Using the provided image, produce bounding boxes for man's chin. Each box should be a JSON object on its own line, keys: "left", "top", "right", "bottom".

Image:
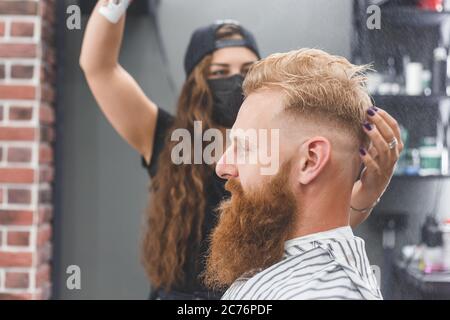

{"left": 204, "top": 164, "right": 298, "bottom": 289}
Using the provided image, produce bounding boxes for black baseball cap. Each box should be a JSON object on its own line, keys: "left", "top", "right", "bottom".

{"left": 183, "top": 20, "right": 261, "bottom": 77}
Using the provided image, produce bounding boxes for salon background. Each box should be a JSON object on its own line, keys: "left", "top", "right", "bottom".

{"left": 0, "top": 0, "right": 449, "bottom": 300}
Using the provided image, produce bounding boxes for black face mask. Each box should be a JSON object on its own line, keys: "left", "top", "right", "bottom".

{"left": 207, "top": 74, "right": 244, "bottom": 127}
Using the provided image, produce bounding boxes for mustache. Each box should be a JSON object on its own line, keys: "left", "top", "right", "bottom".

{"left": 224, "top": 177, "right": 244, "bottom": 195}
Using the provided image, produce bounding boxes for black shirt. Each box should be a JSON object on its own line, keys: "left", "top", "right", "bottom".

{"left": 142, "top": 107, "right": 228, "bottom": 298}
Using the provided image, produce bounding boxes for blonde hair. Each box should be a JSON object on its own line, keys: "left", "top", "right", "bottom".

{"left": 243, "top": 48, "right": 372, "bottom": 147}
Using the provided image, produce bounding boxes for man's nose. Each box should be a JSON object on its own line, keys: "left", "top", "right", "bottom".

{"left": 216, "top": 148, "right": 238, "bottom": 180}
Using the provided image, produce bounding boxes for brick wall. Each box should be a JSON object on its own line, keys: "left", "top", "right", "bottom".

{"left": 0, "top": 0, "right": 56, "bottom": 300}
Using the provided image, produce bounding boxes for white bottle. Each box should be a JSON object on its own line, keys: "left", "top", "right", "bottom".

{"left": 99, "top": 0, "right": 131, "bottom": 24}
{"left": 406, "top": 62, "right": 423, "bottom": 96}
{"left": 442, "top": 220, "right": 450, "bottom": 270}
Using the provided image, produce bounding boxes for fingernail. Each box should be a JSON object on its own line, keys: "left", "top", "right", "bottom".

{"left": 359, "top": 148, "right": 367, "bottom": 156}
{"left": 363, "top": 122, "right": 373, "bottom": 131}
{"left": 371, "top": 106, "right": 378, "bottom": 112}
{"left": 367, "top": 108, "right": 376, "bottom": 117}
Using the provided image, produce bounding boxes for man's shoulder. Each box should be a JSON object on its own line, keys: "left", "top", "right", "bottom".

{"left": 222, "top": 246, "right": 337, "bottom": 300}
{"left": 274, "top": 264, "right": 363, "bottom": 300}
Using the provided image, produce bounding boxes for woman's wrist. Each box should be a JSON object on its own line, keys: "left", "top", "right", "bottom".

{"left": 351, "top": 198, "right": 380, "bottom": 213}
{"left": 350, "top": 181, "right": 383, "bottom": 214}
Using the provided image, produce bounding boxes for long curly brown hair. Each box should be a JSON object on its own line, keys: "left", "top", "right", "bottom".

{"left": 141, "top": 24, "right": 245, "bottom": 292}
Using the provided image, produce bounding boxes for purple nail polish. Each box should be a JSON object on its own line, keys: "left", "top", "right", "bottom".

{"left": 367, "top": 108, "right": 375, "bottom": 117}
{"left": 371, "top": 106, "right": 378, "bottom": 112}
{"left": 359, "top": 148, "right": 366, "bottom": 156}
{"left": 363, "top": 122, "right": 373, "bottom": 131}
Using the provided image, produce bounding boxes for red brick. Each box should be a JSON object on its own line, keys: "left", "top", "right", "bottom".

{"left": 7, "top": 147, "right": 32, "bottom": 163}
{"left": 37, "top": 243, "right": 52, "bottom": 265}
{"left": 7, "top": 189, "right": 32, "bottom": 204}
{"left": 11, "top": 65, "right": 34, "bottom": 79}
{"left": 0, "top": 252, "right": 33, "bottom": 267}
{"left": 39, "top": 166, "right": 54, "bottom": 183}
{"left": 0, "top": 293, "right": 33, "bottom": 300}
{"left": 37, "top": 224, "right": 51, "bottom": 246}
{"left": 0, "top": 168, "right": 34, "bottom": 183}
{"left": 40, "top": 126, "right": 54, "bottom": 142}
{"left": 0, "top": 1, "right": 38, "bottom": 15}
{"left": 40, "top": 64, "right": 56, "bottom": 84}
{"left": 40, "top": 85, "right": 55, "bottom": 103}
{"left": 38, "top": 206, "right": 52, "bottom": 224}
{"left": 0, "top": 44, "right": 37, "bottom": 58}
{"left": 39, "top": 104, "right": 55, "bottom": 124}
{"left": 0, "top": 210, "right": 33, "bottom": 226}
{"left": 9, "top": 106, "right": 33, "bottom": 121}
{"left": 36, "top": 264, "right": 51, "bottom": 288}
{"left": 38, "top": 188, "right": 51, "bottom": 203}
{"left": 5, "top": 271, "right": 30, "bottom": 289}
{"left": 7, "top": 230, "right": 30, "bottom": 246}
{"left": 41, "top": 23, "right": 55, "bottom": 46}
{"left": 39, "top": 144, "right": 53, "bottom": 163}
{"left": 0, "top": 22, "right": 5, "bottom": 37}
{"left": 0, "top": 127, "right": 35, "bottom": 141}
{"left": 41, "top": 1, "right": 55, "bottom": 24}
{"left": 0, "top": 85, "right": 36, "bottom": 100}
{"left": 0, "top": 189, "right": 2, "bottom": 203}
{"left": 11, "top": 22, "right": 35, "bottom": 38}
{"left": 42, "top": 45, "right": 56, "bottom": 66}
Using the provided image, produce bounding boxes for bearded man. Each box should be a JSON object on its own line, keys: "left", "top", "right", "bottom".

{"left": 204, "top": 48, "right": 399, "bottom": 300}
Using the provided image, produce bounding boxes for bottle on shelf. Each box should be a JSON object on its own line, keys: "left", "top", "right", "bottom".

{"left": 442, "top": 219, "right": 450, "bottom": 271}
{"left": 376, "top": 57, "right": 401, "bottom": 95}
{"left": 406, "top": 62, "right": 424, "bottom": 96}
{"left": 437, "top": 100, "right": 450, "bottom": 175}
{"left": 432, "top": 46, "right": 448, "bottom": 95}
{"left": 419, "top": 0, "right": 444, "bottom": 12}
{"left": 420, "top": 215, "right": 444, "bottom": 274}
{"left": 419, "top": 137, "right": 443, "bottom": 176}
{"left": 444, "top": 0, "right": 450, "bottom": 11}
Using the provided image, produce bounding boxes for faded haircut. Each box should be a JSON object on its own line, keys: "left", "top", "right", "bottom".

{"left": 242, "top": 48, "right": 372, "bottom": 148}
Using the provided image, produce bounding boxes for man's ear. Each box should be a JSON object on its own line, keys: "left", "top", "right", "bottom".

{"left": 297, "top": 137, "right": 331, "bottom": 185}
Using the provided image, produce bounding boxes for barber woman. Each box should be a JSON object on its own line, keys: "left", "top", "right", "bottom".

{"left": 79, "top": 0, "right": 403, "bottom": 300}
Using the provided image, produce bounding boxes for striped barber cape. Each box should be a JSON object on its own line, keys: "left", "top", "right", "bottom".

{"left": 221, "top": 226, "right": 383, "bottom": 300}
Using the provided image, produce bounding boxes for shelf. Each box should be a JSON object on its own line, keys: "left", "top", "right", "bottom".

{"left": 372, "top": 94, "right": 450, "bottom": 107}
{"left": 393, "top": 174, "right": 450, "bottom": 180}
{"left": 383, "top": 6, "right": 450, "bottom": 27}
{"left": 394, "top": 260, "right": 450, "bottom": 299}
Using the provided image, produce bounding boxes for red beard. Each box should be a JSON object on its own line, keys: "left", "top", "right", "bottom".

{"left": 203, "top": 162, "right": 298, "bottom": 290}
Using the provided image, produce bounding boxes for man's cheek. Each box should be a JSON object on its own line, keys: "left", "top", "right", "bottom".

{"left": 239, "top": 165, "right": 264, "bottom": 191}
